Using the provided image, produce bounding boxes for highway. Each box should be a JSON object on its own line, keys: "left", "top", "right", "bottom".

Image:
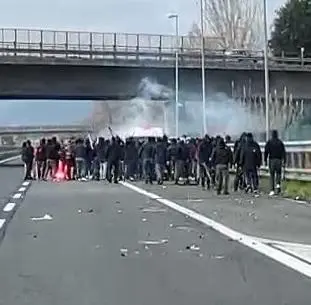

{"left": 0, "top": 156, "right": 23, "bottom": 214}
{"left": 0, "top": 168, "right": 311, "bottom": 304}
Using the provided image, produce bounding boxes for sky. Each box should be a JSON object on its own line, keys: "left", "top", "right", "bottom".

{"left": 0, "top": 0, "right": 286, "bottom": 125}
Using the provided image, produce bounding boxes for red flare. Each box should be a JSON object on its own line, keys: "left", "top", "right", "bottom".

{"left": 53, "top": 160, "right": 66, "bottom": 182}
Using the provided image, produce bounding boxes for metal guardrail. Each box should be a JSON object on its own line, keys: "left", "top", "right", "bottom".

{"left": 0, "top": 28, "right": 310, "bottom": 70}
{"left": 228, "top": 141, "right": 311, "bottom": 181}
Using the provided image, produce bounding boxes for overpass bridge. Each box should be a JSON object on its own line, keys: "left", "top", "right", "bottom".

{"left": 0, "top": 124, "right": 92, "bottom": 135}
{"left": 0, "top": 28, "right": 310, "bottom": 100}
{"left": 0, "top": 124, "right": 92, "bottom": 146}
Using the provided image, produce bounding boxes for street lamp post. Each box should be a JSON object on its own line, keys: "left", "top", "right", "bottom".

{"left": 263, "top": 0, "right": 270, "bottom": 141}
{"left": 200, "top": 0, "right": 207, "bottom": 135}
{"left": 168, "top": 13, "right": 180, "bottom": 138}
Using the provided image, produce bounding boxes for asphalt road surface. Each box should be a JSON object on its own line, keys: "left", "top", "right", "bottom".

{"left": 0, "top": 179, "right": 311, "bottom": 305}
{"left": 0, "top": 157, "right": 23, "bottom": 213}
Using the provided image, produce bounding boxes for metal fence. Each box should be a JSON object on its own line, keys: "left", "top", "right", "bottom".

{"left": 0, "top": 28, "right": 310, "bottom": 68}
{"left": 227, "top": 141, "right": 311, "bottom": 181}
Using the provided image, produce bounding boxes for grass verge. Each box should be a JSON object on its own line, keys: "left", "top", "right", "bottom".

{"left": 259, "top": 176, "right": 311, "bottom": 201}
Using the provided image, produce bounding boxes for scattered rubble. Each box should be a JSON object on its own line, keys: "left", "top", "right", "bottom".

{"left": 138, "top": 239, "right": 168, "bottom": 245}
{"left": 31, "top": 214, "right": 53, "bottom": 221}
{"left": 120, "top": 248, "right": 128, "bottom": 257}
{"left": 186, "top": 244, "right": 200, "bottom": 251}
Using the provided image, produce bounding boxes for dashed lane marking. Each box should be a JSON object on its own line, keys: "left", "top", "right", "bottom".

{"left": 3, "top": 202, "right": 16, "bottom": 212}
{"left": 12, "top": 193, "right": 22, "bottom": 199}
{"left": 120, "top": 181, "right": 311, "bottom": 279}
{"left": 22, "top": 181, "right": 30, "bottom": 187}
{"left": 18, "top": 187, "right": 26, "bottom": 192}
{"left": 0, "top": 219, "right": 5, "bottom": 229}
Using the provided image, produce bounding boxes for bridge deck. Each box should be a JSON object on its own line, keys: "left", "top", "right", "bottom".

{"left": 0, "top": 28, "right": 309, "bottom": 71}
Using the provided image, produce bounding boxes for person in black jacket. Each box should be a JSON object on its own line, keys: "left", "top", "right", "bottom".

{"left": 210, "top": 137, "right": 233, "bottom": 195}
{"left": 198, "top": 135, "right": 213, "bottom": 189}
{"left": 155, "top": 137, "right": 167, "bottom": 184}
{"left": 21, "top": 141, "right": 33, "bottom": 180}
{"left": 233, "top": 133, "right": 247, "bottom": 191}
{"left": 174, "top": 139, "right": 188, "bottom": 184}
{"left": 35, "top": 138, "right": 47, "bottom": 180}
{"left": 106, "top": 136, "right": 122, "bottom": 183}
{"left": 240, "top": 133, "right": 262, "bottom": 193}
{"left": 74, "top": 138, "right": 86, "bottom": 181}
{"left": 264, "top": 129, "right": 286, "bottom": 195}
{"left": 124, "top": 137, "right": 138, "bottom": 181}
{"left": 96, "top": 137, "right": 107, "bottom": 180}
{"left": 140, "top": 137, "right": 156, "bottom": 184}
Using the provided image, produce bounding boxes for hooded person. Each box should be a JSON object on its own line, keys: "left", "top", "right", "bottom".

{"left": 210, "top": 137, "right": 233, "bottom": 195}
{"left": 264, "top": 129, "right": 286, "bottom": 195}
{"left": 233, "top": 132, "right": 247, "bottom": 191}
{"left": 240, "top": 133, "right": 262, "bottom": 193}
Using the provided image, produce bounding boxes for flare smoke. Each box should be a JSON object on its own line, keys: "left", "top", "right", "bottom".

{"left": 94, "top": 77, "right": 285, "bottom": 139}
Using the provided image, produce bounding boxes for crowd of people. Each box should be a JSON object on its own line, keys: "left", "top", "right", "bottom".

{"left": 21, "top": 130, "right": 286, "bottom": 196}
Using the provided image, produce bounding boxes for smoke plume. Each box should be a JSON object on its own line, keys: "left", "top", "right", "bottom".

{"left": 95, "top": 77, "right": 264, "bottom": 139}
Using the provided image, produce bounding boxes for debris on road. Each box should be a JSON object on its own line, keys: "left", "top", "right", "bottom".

{"left": 212, "top": 255, "right": 225, "bottom": 260}
{"left": 173, "top": 225, "right": 198, "bottom": 233}
{"left": 141, "top": 207, "right": 167, "bottom": 213}
{"left": 31, "top": 214, "right": 53, "bottom": 221}
{"left": 186, "top": 244, "right": 200, "bottom": 251}
{"left": 87, "top": 209, "right": 94, "bottom": 214}
{"left": 138, "top": 239, "right": 168, "bottom": 245}
{"left": 120, "top": 248, "right": 128, "bottom": 257}
{"left": 187, "top": 199, "right": 203, "bottom": 203}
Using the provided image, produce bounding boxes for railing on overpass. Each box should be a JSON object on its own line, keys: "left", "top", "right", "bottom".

{"left": 0, "top": 124, "right": 92, "bottom": 135}
{"left": 0, "top": 28, "right": 310, "bottom": 70}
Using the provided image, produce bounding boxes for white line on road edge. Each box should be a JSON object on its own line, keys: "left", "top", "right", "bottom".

{"left": 12, "top": 193, "right": 22, "bottom": 199}
{"left": 120, "top": 181, "right": 311, "bottom": 279}
{"left": 251, "top": 237, "right": 311, "bottom": 249}
{"left": 22, "top": 181, "right": 30, "bottom": 187}
{"left": 18, "top": 187, "right": 26, "bottom": 192}
{"left": 0, "top": 155, "right": 20, "bottom": 165}
{"left": 0, "top": 219, "right": 5, "bottom": 229}
{"left": 3, "top": 202, "right": 16, "bottom": 212}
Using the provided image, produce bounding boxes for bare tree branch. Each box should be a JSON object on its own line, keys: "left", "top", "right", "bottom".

{"left": 188, "top": 0, "right": 263, "bottom": 50}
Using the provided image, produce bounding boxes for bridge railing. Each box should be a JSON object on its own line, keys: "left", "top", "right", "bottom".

{"left": 0, "top": 28, "right": 310, "bottom": 68}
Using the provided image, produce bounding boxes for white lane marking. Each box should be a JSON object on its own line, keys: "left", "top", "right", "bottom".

{"left": 3, "top": 202, "right": 16, "bottom": 212}
{"left": 22, "top": 181, "right": 30, "bottom": 186}
{"left": 0, "top": 155, "right": 20, "bottom": 164}
{"left": 273, "top": 244, "right": 311, "bottom": 264}
{"left": 120, "top": 181, "right": 311, "bottom": 278}
{"left": 0, "top": 219, "right": 5, "bottom": 229}
{"left": 18, "top": 187, "right": 26, "bottom": 192}
{"left": 251, "top": 236, "right": 311, "bottom": 264}
{"left": 12, "top": 193, "right": 22, "bottom": 199}
{"left": 252, "top": 236, "right": 311, "bottom": 249}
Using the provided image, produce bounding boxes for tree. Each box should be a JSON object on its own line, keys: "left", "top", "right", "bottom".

{"left": 188, "top": 0, "right": 263, "bottom": 50}
{"left": 270, "top": 0, "right": 311, "bottom": 56}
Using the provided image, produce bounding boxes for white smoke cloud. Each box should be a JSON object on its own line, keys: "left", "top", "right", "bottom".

{"left": 96, "top": 77, "right": 263, "bottom": 139}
